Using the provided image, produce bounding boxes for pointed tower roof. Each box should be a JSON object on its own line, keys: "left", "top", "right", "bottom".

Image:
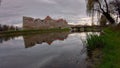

{"left": 44, "top": 16, "right": 52, "bottom": 20}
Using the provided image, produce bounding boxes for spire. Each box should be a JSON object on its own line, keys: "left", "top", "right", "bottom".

{"left": 44, "top": 16, "right": 52, "bottom": 20}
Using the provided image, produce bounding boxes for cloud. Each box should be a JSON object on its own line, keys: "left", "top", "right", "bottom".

{"left": 0, "top": 0, "right": 90, "bottom": 26}
{"left": 36, "top": 0, "right": 57, "bottom": 4}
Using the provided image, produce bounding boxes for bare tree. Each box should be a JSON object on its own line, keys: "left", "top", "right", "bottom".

{"left": 86, "top": 0, "right": 116, "bottom": 25}
{"left": 109, "top": 0, "right": 120, "bottom": 22}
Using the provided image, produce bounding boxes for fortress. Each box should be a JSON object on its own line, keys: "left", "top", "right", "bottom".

{"left": 23, "top": 16, "right": 69, "bottom": 30}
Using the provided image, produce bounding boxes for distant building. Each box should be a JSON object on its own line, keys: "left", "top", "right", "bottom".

{"left": 23, "top": 16, "right": 69, "bottom": 30}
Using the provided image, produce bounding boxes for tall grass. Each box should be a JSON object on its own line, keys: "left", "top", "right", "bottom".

{"left": 86, "top": 34, "right": 105, "bottom": 51}
{"left": 86, "top": 34, "right": 105, "bottom": 62}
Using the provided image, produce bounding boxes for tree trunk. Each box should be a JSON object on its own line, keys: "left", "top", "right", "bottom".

{"left": 103, "top": 12, "right": 115, "bottom": 24}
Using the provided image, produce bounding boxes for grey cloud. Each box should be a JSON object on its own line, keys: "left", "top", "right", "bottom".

{"left": 0, "top": 0, "right": 88, "bottom": 26}
{"left": 35, "top": 0, "right": 57, "bottom": 4}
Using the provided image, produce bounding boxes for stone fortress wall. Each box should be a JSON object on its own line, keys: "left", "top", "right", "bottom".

{"left": 23, "top": 16, "right": 69, "bottom": 30}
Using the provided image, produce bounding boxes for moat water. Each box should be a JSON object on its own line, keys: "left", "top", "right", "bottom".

{"left": 0, "top": 32, "right": 99, "bottom": 68}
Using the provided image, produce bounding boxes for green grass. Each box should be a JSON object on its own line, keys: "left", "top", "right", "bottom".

{"left": 0, "top": 28, "right": 70, "bottom": 36}
{"left": 99, "top": 28, "right": 120, "bottom": 68}
{"left": 87, "top": 27, "right": 120, "bottom": 68}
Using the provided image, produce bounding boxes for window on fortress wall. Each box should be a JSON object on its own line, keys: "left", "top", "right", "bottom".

{"left": 41, "top": 20, "right": 44, "bottom": 22}
{"left": 59, "top": 27, "right": 61, "bottom": 29}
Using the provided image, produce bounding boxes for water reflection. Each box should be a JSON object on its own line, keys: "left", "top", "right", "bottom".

{"left": 23, "top": 32, "right": 70, "bottom": 48}
{"left": 0, "top": 35, "right": 19, "bottom": 43}
{"left": 0, "top": 31, "right": 101, "bottom": 68}
{"left": 0, "top": 31, "right": 100, "bottom": 47}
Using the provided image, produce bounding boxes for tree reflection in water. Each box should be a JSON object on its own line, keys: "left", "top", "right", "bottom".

{"left": 0, "top": 35, "right": 19, "bottom": 43}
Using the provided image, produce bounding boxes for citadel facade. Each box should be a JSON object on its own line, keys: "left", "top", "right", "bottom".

{"left": 23, "top": 16, "right": 69, "bottom": 30}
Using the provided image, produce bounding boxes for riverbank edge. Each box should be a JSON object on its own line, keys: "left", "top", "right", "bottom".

{"left": 87, "top": 27, "right": 120, "bottom": 68}
{"left": 0, "top": 28, "right": 70, "bottom": 36}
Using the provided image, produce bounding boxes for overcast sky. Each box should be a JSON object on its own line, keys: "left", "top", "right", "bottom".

{"left": 0, "top": 0, "right": 93, "bottom": 26}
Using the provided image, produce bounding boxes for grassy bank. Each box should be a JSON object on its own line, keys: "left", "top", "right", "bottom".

{"left": 0, "top": 28, "right": 70, "bottom": 36}
{"left": 100, "top": 28, "right": 120, "bottom": 68}
{"left": 87, "top": 28, "right": 120, "bottom": 68}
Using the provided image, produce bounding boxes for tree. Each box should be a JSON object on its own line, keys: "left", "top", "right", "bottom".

{"left": 100, "top": 15, "right": 107, "bottom": 26}
{"left": 3, "top": 25, "right": 9, "bottom": 31}
{"left": 9, "top": 26, "right": 15, "bottom": 30}
{"left": 0, "top": 24, "right": 2, "bottom": 31}
{"left": 86, "top": 0, "right": 115, "bottom": 25}
{"left": 109, "top": 0, "right": 120, "bottom": 22}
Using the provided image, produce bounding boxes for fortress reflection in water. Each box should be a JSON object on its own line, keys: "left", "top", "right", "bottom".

{"left": 23, "top": 32, "right": 70, "bottom": 48}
